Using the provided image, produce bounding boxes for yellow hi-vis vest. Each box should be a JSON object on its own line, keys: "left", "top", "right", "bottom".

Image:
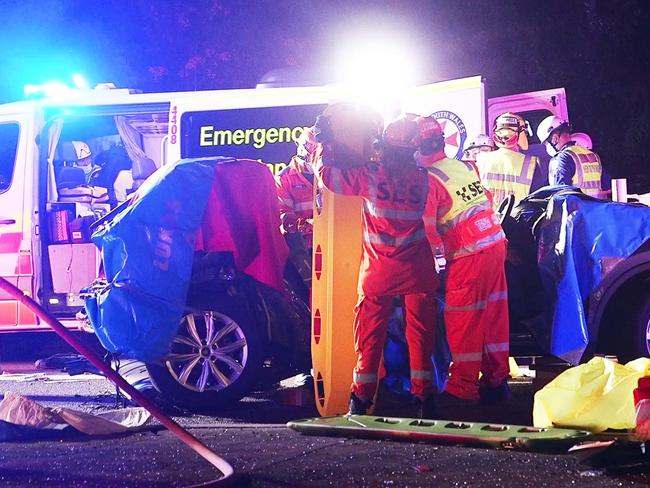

{"left": 564, "top": 145, "right": 604, "bottom": 198}
{"left": 425, "top": 157, "right": 505, "bottom": 258}
{"left": 476, "top": 147, "right": 538, "bottom": 210}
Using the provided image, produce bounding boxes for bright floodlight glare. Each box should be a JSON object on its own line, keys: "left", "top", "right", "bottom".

{"left": 332, "top": 37, "right": 420, "bottom": 121}
{"left": 72, "top": 73, "right": 89, "bottom": 89}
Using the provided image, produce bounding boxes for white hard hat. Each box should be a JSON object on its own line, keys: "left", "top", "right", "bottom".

{"left": 465, "top": 134, "right": 493, "bottom": 150}
{"left": 571, "top": 132, "right": 593, "bottom": 150}
{"left": 71, "top": 141, "right": 92, "bottom": 160}
{"left": 536, "top": 116, "right": 569, "bottom": 144}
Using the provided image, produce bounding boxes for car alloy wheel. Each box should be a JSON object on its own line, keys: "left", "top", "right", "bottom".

{"left": 165, "top": 310, "right": 248, "bottom": 393}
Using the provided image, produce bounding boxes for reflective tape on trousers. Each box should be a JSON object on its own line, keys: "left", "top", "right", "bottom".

{"left": 445, "top": 291, "right": 508, "bottom": 312}
{"left": 353, "top": 372, "right": 378, "bottom": 384}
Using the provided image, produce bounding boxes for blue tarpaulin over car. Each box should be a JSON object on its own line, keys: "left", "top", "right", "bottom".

{"left": 85, "top": 158, "right": 219, "bottom": 363}
{"left": 537, "top": 193, "right": 650, "bottom": 364}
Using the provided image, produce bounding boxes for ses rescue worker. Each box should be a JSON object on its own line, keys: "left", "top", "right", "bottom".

{"left": 536, "top": 116, "right": 610, "bottom": 198}
{"left": 276, "top": 127, "right": 317, "bottom": 249}
{"left": 476, "top": 113, "right": 545, "bottom": 210}
{"left": 315, "top": 110, "right": 440, "bottom": 419}
{"left": 275, "top": 128, "right": 318, "bottom": 286}
{"left": 416, "top": 115, "right": 511, "bottom": 412}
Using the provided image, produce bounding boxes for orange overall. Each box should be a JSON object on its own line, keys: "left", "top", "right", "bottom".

{"left": 319, "top": 161, "right": 438, "bottom": 402}
{"left": 422, "top": 154, "right": 510, "bottom": 401}
{"left": 276, "top": 157, "right": 314, "bottom": 249}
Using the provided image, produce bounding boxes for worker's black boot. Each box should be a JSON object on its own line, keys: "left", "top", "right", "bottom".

{"left": 417, "top": 395, "right": 439, "bottom": 420}
{"left": 348, "top": 393, "right": 372, "bottom": 415}
{"left": 479, "top": 380, "right": 512, "bottom": 405}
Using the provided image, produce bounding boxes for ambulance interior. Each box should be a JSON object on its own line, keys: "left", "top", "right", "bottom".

{"left": 43, "top": 109, "right": 169, "bottom": 316}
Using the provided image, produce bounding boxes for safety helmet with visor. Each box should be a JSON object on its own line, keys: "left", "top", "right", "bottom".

{"left": 536, "top": 115, "right": 570, "bottom": 157}
{"left": 463, "top": 133, "right": 493, "bottom": 161}
{"left": 492, "top": 112, "right": 529, "bottom": 150}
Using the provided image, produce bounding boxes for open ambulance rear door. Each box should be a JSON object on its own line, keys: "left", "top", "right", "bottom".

{"left": 0, "top": 103, "right": 41, "bottom": 330}
{"left": 488, "top": 88, "right": 569, "bottom": 176}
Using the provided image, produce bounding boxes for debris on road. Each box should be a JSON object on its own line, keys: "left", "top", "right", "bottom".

{"left": 0, "top": 391, "right": 150, "bottom": 440}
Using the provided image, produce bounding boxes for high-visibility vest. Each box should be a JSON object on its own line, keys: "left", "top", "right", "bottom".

{"left": 563, "top": 145, "right": 603, "bottom": 198}
{"left": 476, "top": 148, "right": 538, "bottom": 209}
{"left": 425, "top": 157, "right": 505, "bottom": 258}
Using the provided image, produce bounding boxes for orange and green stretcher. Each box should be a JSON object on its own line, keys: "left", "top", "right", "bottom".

{"left": 288, "top": 415, "right": 593, "bottom": 451}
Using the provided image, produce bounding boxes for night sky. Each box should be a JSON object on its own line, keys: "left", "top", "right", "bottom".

{"left": 2, "top": 0, "right": 649, "bottom": 188}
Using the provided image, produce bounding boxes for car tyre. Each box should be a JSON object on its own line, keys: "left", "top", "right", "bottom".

{"left": 146, "top": 284, "right": 265, "bottom": 411}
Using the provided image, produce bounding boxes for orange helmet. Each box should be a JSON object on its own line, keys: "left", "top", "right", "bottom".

{"left": 414, "top": 115, "right": 444, "bottom": 155}
{"left": 415, "top": 115, "right": 443, "bottom": 142}
{"left": 382, "top": 115, "right": 421, "bottom": 149}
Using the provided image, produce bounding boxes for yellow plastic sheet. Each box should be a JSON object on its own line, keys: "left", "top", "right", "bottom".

{"left": 533, "top": 357, "right": 650, "bottom": 432}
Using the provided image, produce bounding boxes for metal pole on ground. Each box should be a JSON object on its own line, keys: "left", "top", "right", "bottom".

{"left": 0, "top": 276, "right": 234, "bottom": 487}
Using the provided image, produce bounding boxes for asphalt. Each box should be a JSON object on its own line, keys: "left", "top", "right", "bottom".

{"left": 1, "top": 334, "right": 650, "bottom": 487}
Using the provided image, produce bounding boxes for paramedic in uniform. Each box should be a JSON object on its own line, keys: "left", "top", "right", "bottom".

{"left": 276, "top": 127, "right": 318, "bottom": 285}
{"left": 416, "top": 115, "right": 511, "bottom": 409}
{"left": 316, "top": 113, "right": 439, "bottom": 418}
{"left": 536, "top": 116, "right": 609, "bottom": 198}
{"left": 71, "top": 141, "right": 101, "bottom": 185}
{"left": 476, "top": 113, "right": 545, "bottom": 210}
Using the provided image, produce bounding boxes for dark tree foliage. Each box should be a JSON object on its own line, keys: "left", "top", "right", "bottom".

{"left": 0, "top": 0, "right": 648, "bottom": 187}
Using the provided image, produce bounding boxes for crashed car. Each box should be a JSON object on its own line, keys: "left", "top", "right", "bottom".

{"left": 501, "top": 186, "right": 650, "bottom": 364}
{"left": 87, "top": 156, "right": 310, "bottom": 410}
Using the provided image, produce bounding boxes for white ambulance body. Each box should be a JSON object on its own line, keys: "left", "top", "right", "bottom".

{"left": 0, "top": 77, "right": 568, "bottom": 333}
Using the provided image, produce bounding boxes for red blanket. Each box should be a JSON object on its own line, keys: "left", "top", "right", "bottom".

{"left": 197, "top": 159, "right": 289, "bottom": 292}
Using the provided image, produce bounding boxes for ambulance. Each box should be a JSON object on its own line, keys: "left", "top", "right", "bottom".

{"left": 1, "top": 77, "right": 648, "bottom": 410}
{"left": 0, "top": 76, "right": 492, "bottom": 335}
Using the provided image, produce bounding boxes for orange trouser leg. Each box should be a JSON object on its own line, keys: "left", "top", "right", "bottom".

{"left": 403, "top": 292, "right": 437, "bottom": 399}
{"left": 444, "top": 241, "right": 510, "bottom": 400}
{"left": 479, "top": 243, "right": 510, "bottom": 388}
{"left": 351, "top": 295, "right": 392, "bottom": 401}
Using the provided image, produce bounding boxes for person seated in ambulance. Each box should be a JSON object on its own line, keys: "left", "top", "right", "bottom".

{"left": 56, "top": 140, "right": 109, "bottom": 206}
{"left": 71, "top": 141, "right": 101, "bottom": 185}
